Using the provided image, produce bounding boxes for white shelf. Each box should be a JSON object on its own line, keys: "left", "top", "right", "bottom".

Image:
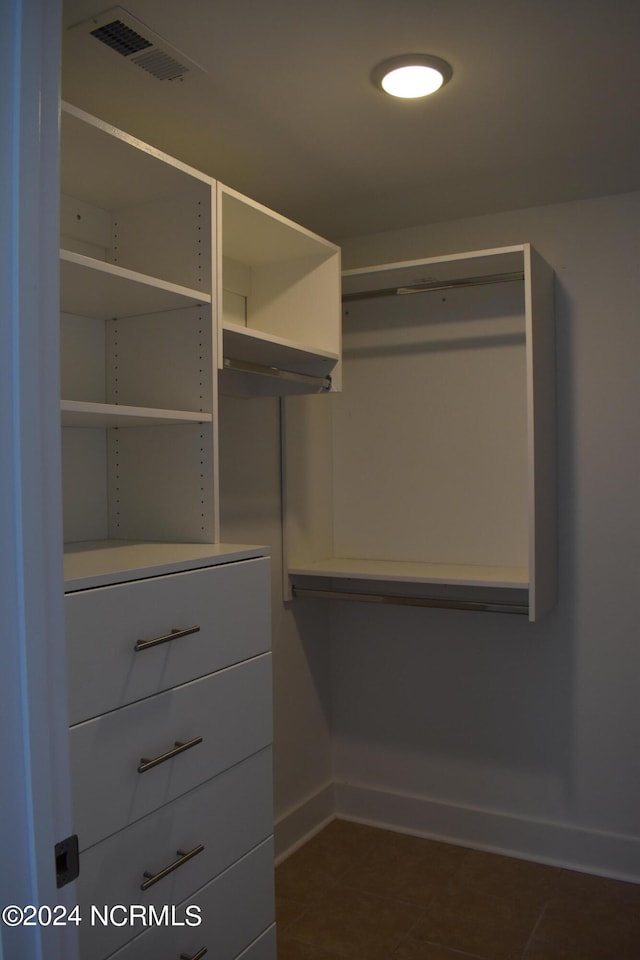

{"left": 60, "top": 250, "right": 210, "bottom": 319}
{"left": 341, "top": 246, "right": 527, "bottom": 297}
{"left": 288, "top": 557, "right": 529, "bottom": 589}
{"left": 63, "top": 540, "right": 269, "bottom": 591}
{"left": 61, "top": 399, "right": 212, "bottom": 428}
{"left": 223, "top": 322, "right": 339, "bottom": 369}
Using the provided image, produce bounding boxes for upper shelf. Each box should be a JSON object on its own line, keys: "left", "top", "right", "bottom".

{"left": 223, "top": 322, "right": 339, "bottom": 369}
{"left": 60, "top": 250, "right": 210, "bottom": 319}
{"left": 342, "top": 246, "right": 527, "bottom": 299}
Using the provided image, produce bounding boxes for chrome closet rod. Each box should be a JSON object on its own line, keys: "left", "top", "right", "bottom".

{"left": 223, "top": 356, "right": 332, "bottom": 390}
{"left": 292, "top": 585, "right": 529, "bottom": 615}
{"left": 342, "top": 270, "right": 524, "bottom": 303}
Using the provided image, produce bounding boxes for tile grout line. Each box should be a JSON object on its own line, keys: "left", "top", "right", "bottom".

{"left": 519, "top": 899, "right": 550, "bottom": 959}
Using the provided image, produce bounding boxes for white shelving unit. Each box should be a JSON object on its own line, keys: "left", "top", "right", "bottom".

{"left": 284, "top": 244, "right": 556, "bottom": 621}
{"left": 60, "top": 102, "right": 218, "bottom": 557}
{"left": 217, "top": 183, "right": 342, "bottom": 396}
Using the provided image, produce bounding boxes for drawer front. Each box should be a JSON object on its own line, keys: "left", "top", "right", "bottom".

{"left": 236, "top": 925, "right": 277, "bottom": 960}
{"left": 70, "top": 653, "right": 272, "bottom": 848}
{"left": 105, "top": 839, "right": 275, "bottom": 960}
{"left": 78, "top": 748, "right": 273, "bottom": 960}
{"left": 65, "top": 557, "right": 270, "bottom": 724}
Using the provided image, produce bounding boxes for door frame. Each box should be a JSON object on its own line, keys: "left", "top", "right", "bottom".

{"left": 0, "top": 2, "right": 78, "bottom": 957}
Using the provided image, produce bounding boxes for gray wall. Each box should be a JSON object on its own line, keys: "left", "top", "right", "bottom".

{"left": 333, "top": 191, "right": 640, "bottom": 877}
{"left": 218, "top": 394, "right": 333, "bottom": 842}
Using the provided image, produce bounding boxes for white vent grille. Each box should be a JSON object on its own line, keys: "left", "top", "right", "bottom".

{"left": 131, "top": 49, "right": 188, "bottom": 82}
{"left": 70, "top": 6, "right": 205, "bottom": 82}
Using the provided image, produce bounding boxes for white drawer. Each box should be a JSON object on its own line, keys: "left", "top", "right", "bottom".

{"left": 236, "top": 925, "right": 277, "bottom": 960}
{"left": 78, "top": 748, "right": 273, "bottom": 960}
{"left": 104, "top": 839, "right": 275, "bottom": 960}
{"left": 70, "top": 654, "right": 272, "bottom": 849}
{"left": 65, "top": 557, "right": 270, "bottom": 724}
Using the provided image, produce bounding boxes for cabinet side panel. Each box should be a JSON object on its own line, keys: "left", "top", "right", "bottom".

{"left": 105, "top": 306, "right": 214, "bottom": 413}
{"left": 282, "top": 395, "right": 335, "bottom": 584}
{"left": 250, "top": 252, "right": 341, "bottom": 356}
{"left": 526, "top": 247, "right": 557, "bottom": 620}
{"left": 111, "top": 187, "right": 212, "bottom": 292}
{"left": 107, "top": 424, "right": 215, "bottom": 542}
{"left": 61, "top": 427, "right": 109, "bottom": 542}
{"left": 60, "top": 312, "right": 105, "bottom": 402}
{"left": 60, "top": 193, "right": 111, "bottom": 259}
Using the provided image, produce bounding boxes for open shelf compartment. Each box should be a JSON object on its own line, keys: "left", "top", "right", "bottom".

{"left": 284, "top": 244, "right": 556, "bottom": 621}
{"left": 218, "top": 183, "right": 341, "bottom": 395}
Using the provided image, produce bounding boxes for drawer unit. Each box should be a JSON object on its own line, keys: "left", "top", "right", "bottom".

{"left": 78, "top": 748, "right": 273, "bottom": 959}
{"left": 105, "top": 839, "right": 275, "bottom": 960}
{"left": 70, "top": 654, "right": 273, "bottom": 849}
{"left": 65, "top": 557, "right": 270, "bottom": 724}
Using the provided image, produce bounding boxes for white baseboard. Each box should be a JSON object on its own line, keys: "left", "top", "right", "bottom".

{"left": 274, "top": 782, "right": 336, "bottom": 864}
{"left": 334, "top": 781, "right": 640, "bottom": 884}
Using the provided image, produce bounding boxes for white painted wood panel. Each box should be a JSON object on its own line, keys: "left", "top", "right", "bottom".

{"left": 60, "top": 251, "right": 209, "bottom": 319}
{"left": 60, "top": 193, "right": 111, "bottom": 260}
{"left": 61, "top": 428, "right": 109, "bottom": 542}
{"left": 106, "top": 840, "right": 275, "bottom": 960}
{"left": 69, "top": 653, "right": 273, "bottom": 849}
{"left": 113, "top": 189, "right": 212, "bottom": 292}
{"left": 341, "top": 246, "right": 526, "bottom": 296}
{"left": 105, "top": 423, "right": 215, "bottom": 542}
{"left": 60, "top": 313, "right": 105, "bottom": 402}
{"left": 525, "top": 245, "right": 557, "bottom": 620}
{"left": 77, "top": 749, "right": 273, "bottom": 959}
{"left": 60, "top": 400, "right": 211, "bottom": 427}
{"left": 288, "top": 557, "right": 528, "bottom": 587}
{"left": 333, "top": 280, "right": 528, "bottom": 568}
{"left": 65, "top": 557, "right": 270, "bottom": 723}
{"left": 223, "top": 323, "right": 339, "bottom": 367}
{"left": 105, "top": 307, "right": 214, "bottom": 413}
{"left": 63, "top": 541, "right": 268, "bottom": 591}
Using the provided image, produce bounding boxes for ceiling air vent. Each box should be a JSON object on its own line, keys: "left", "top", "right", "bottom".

{"left": 69, "top": 6, "right": 205, "bottom": 82}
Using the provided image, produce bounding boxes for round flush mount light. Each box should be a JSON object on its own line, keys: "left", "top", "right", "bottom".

{"left": 372, "top": 54, "right": 452, "bottom": 99}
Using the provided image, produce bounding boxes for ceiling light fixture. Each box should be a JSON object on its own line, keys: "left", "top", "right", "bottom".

{"left": 372, "top": 54, "right": 452, "bottom": 99}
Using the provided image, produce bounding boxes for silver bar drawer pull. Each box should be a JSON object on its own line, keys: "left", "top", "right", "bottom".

{"left": 138, "top": 736, "right": 203, "bottom": 774}
{"left": 180, "top": 950, "right": 207, "bottom": 960}
{"left": 134, "top": 625, "right": 200, "bottom": 652}
{"left": 141, "top": 844, "right": 205, "bottom": 891}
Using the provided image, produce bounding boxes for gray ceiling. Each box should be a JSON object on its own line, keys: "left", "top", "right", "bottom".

{"left": 62, "top": 0, "right": 640, "bottom": 242}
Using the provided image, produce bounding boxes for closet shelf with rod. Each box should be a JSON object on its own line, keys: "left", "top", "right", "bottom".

{"left": 217, "top": 182, "right": 341, "bottom": 397}
{"left": 283, "top": 244, "right": 556, "bottom": 621}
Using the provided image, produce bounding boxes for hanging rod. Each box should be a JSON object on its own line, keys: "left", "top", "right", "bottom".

{"left": 342, "top": 270, "right": 525, "bottom": 303}
{"left": 292, "top": 585, "right": 529, "bottom": 616}
{"left": 223, "top": 357, "right": 332, "bottom": 390}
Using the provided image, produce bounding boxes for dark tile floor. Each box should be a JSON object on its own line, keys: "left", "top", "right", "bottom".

{"left": 275, "top": 819, "right": 640, "bottom": 960}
